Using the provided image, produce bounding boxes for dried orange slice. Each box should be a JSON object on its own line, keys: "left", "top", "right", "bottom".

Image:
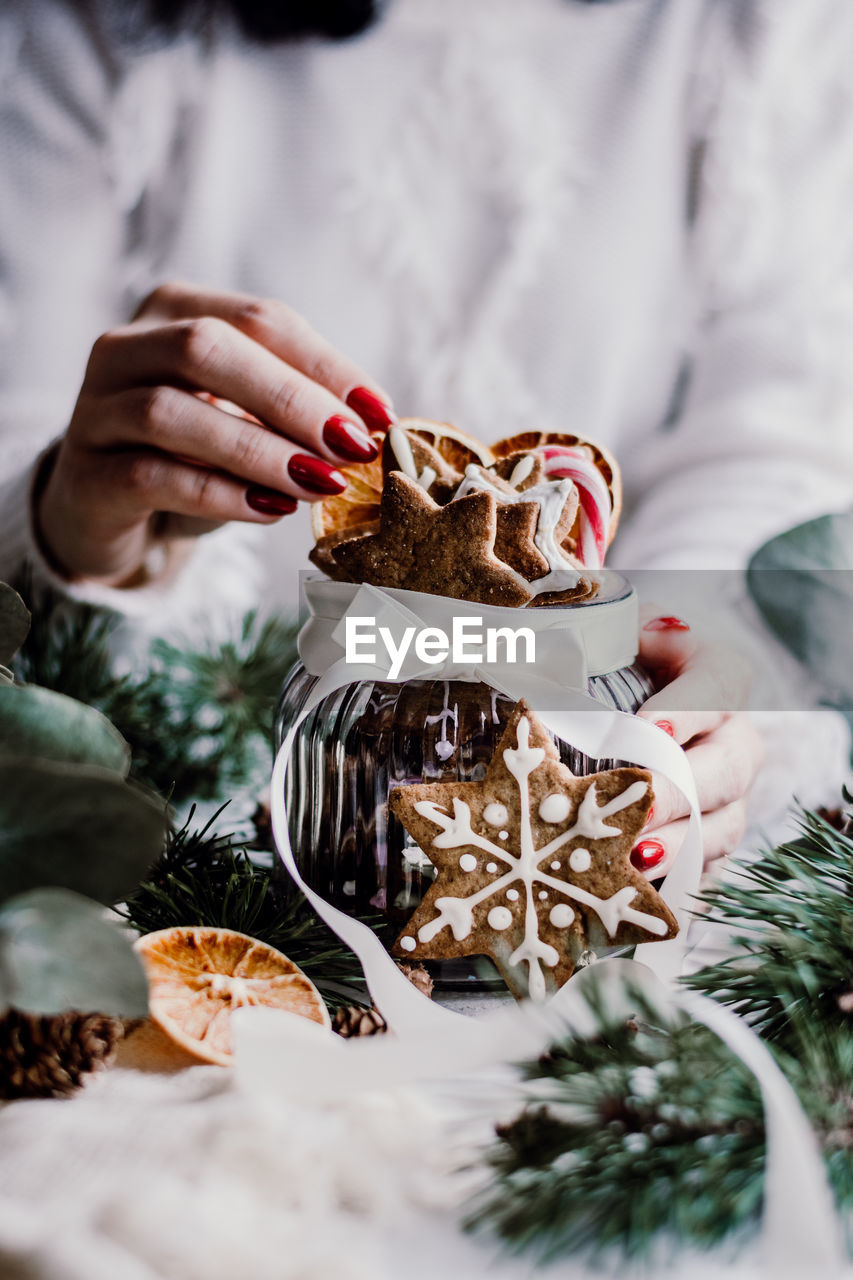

{"left": 134, "top": 926, "right": 330, "bottom": 1066}
{"left": 310, "top": 417, "right": 492, "bottom": 541}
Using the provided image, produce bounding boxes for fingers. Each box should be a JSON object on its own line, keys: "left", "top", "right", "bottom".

{"left": 640, "top": 642, "right": 752, "bottom": 721}
{"left": 637, "top": 705, "right": 729, "bottom": 747}
{"left": 644, "top": 714, "right": 765, "bottom": 829}
{"left": 84, "top": 320, "right": 380, "bottom": 469}
{"left": 95, "top": 448, "right": 298, "bottom": 527}
{"left": 633, "top": 714, "right": 764, "bottom": 880}
{"left": 135, "top": 281, "right": 395, "bottom": 430}
{"left": 638, "top": 606, "right": 753, "bottom": 719}
{"left": 78, "top": 386, "right": 351, "bottom": 501}
{"left": 637, "top": 609, "right": 698, "bottom": 681}
{"left": 633, "top": 799, "right": 748, "bottom": 881}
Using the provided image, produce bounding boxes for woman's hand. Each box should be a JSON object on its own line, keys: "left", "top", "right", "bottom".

{"left": 36, "top": 282, "right": 395, "bottom": 586}
{"left": 631, "top": 612, "right": 765, "bottom": 879}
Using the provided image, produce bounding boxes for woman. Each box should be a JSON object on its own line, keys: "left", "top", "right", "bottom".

{"left": 0, "top": 0, "right": 851, "bottom": 868}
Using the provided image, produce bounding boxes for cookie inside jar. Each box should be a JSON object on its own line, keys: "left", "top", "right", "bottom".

{"left": 276, "top": 421, "right": 660, "bottom": 994}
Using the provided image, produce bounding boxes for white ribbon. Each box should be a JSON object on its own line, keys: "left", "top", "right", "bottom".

{"left": 272, "top": 578, "right": 702, "bottom": 1025}
{"left": 259, "top": 578, "right": 846, "bottom": 1275}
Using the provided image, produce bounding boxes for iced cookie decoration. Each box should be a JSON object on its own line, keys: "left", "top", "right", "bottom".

{"left": 309, "top": 420, "right": 620, "bottom": 606}
{"left": 332, "top": 471, "right": 533, "bottom": 607}
{"left": 390, "top": 701, "right": 677, "bottom": 1001}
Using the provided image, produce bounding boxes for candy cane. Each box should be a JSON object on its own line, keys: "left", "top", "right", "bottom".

{"left": 541, "top": 446, "right": 611, "bottom": 569}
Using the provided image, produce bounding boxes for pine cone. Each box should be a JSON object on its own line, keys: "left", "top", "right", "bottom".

{"left": 0, "top": 1009, "right": 123, "bottom": 1099}
{"left": 332, "top": 1003, "right": 388, "bottom": 1038}
{"left": 332, "top": 962, "right": 435, "bottom": 1037}
{"left": 396, "top": 961, "right": 434, "bottom": 999}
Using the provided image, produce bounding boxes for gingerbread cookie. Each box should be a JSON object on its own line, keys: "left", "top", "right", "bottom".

{"left": 455, "top": 463, "right": 580, "bottom": 581}
{"left": 490, "top": 451, "right": 547, "bottom": 492}
{"left": 309, "top": 521, "right": 380, "bottom": 581}
{"left": 331, "top": 471, "right": 533, "bottom": 607}
{"left": 527, "top": 579, "right": 599, "bottom": 607}
{"left": 381, "top": 427, "right": 464, "bottom": 504}
{"left": 493, "top": 501, "right": 550, "bottom": 580}
{"left": 391, "top": 700, "right": 677, "bottom": 1000}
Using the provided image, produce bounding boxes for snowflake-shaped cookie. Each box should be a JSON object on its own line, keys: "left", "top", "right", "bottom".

{"left": 391, "top": 700, "right": 678, "bottom": 1000}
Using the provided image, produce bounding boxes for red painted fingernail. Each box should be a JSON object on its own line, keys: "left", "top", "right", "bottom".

{"left": 322, "top": 414, "right": 379, "bottom": 462}
{"left": 245, "top": 486, "right": 298, "bottom": 516}
{"left": 345, "top": 386, "right": 396, "bottom": 433}
{"left": 288, "top": 453, "right": 347, "bottom": 495}
{"left": 631, "top": 839, "right": 666, "bottom": 872}
{"left": 643, "top": 616, "right": 690, "bottom": 632}
{"left": 655, "top": 720, "right": 675, "bottom": 737}
{"left": 644, "top": 803, "right": 655, "bottom": 828}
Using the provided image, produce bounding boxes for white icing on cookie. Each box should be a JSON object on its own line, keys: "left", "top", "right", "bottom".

{"left": 549, "top": 903, "right": 575, "bottom": 929}
{"left": 454, "top": 466, "right": 581, "bottom": 592}
{"left": 459, "top": 854, "right": 478, "bottom": 872}
{"left": 388, "top": 426, "right": 437, "bottom": 491}
{"left": 539, "top": 792, "right": 572, "bottom": 824}
{"left": 400, "top": 936, "right": 416, "bottom": 952}
{"left": 483, "top": 802, "right": 509, "bottom": 827}
{"left": 487, "top": 906, "right": 513, "bottom": 931}
{"left": 409, "top": 717, "right": 663, "bottom": 999}
{"left": 508, "top": 454, "right": 535, "bottom": 487}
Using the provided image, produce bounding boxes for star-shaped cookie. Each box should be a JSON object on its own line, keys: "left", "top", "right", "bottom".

{"left": 331, "top": 471, "right": 533, "bottom": 606}
{"left": 390, "top": 700, "right": 678, "bottom": 1000}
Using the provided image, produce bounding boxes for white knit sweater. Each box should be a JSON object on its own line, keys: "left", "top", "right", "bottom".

{"left": 1, "top": 0, "right": 852, "bottom": 812}
{"left": 2, "top": 0, "right": 853, "bottom": 619}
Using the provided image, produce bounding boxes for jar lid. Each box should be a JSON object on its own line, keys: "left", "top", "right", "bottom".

{"left": 297, "top": 572, "right": 639, "bottom": 679}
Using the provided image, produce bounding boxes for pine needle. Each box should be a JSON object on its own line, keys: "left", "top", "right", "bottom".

{"left": 466, "top": 984, "right": 765, "bottom": 1262}
{"left": 686, "top": 800, "right": 853, "bottom": 1049}
{"left": 12, "top": 594, "right": 298, "bottom": 802}
{"left": 119, "top": 806, "right": 374, "bottom": 1008}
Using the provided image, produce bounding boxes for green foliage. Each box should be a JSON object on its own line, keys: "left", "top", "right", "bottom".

{"left": 12, "top": 599, "right": 298, "bottom": 803}
{"left": 120, "top": 807, "right": 372, "bottom": 1009}
{"left": 0, "top": 633, "right": 167, "bottom": 911}
{"left": 0, "top": 581, "right": 30, "bottom": 668}
{"left": 0, "top": 684, "right": 129, "bottom": 773}
{"left": 467, "top": 982, "right": 766, "bottom": 1263}
{"left": 0, "top": 889, "right": 148, "bottom": 1018}
{"left": 686, "top": 804, "right": 853, "bottom": 1051}
{"left": 0, "top": 759, "right": 166, "bottom": 907}
{"left": 471, "top": 805, "right": 853, "bottom": 1264}
{"left": 0, "top": 590, "right": 163, "bottom": 1017}
{"left": 748, "top": 509, "right": 853, "bottom": 716}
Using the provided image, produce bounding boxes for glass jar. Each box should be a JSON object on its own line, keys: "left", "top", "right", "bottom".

{"left": 274, "top": 573, "right": 653, "bottom": 987}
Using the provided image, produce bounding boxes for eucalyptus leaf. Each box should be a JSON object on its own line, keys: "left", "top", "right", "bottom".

{"left": 0, "top": 582, "right": 30, "bottom": 665}
{"left": 747, "top": 510, "right": 853, "bottom": 703}
{"left": 0, "top": 888, "right": 148, "bottom": 1017}
{"left": 0, "top": 759, "right": 166, "bottom": 907}
{"left": 0, "top": 684, "right": 130, "bottom": 774}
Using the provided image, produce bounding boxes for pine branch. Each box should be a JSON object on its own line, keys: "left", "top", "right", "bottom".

{"left": 686, "top": 801, "right": 853, "bottom": 1050}
{"left": 12, "top": 594, "right": 298, "bottom": 803}
{"left": 119, "top": 806, "right": 374, "bottom": 1008}
{"left": 11, "top": 596, "right": 129, "bottom": 708}
{"left": 470, "top": 803, "right": 853, "bottom": 1266}
{"left": 466, "top": 985, "right": 765, "bottom": 1263}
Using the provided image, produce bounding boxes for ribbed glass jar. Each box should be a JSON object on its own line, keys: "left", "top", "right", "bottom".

{"left": 273, "top": 575, "right": 653, "bottom": 987}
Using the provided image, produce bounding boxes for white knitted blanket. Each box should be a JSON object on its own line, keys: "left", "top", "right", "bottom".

{"left": 0, "top": 1053, "right": 807, "bottom": 1280}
